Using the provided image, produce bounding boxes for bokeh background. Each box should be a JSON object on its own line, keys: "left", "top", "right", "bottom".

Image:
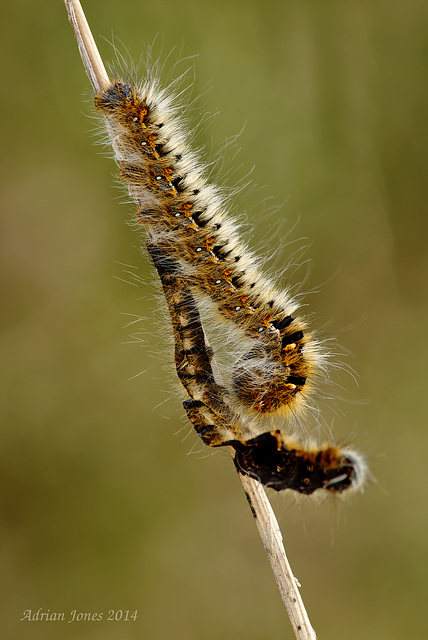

{"left": 1, "top": 1, "right": 427, "bottom": 639}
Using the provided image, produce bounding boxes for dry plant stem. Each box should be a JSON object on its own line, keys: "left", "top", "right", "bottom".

{"left": 62, "top": 2, "right": 317, "bottom": 638}
{"left": 64, "top": 0, "right": 110, "bottom": 92}
{"left": 240, "top": 473, "right": 316, "bottom": 639}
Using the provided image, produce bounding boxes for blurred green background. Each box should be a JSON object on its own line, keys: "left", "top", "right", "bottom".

{"left": 1, "top": 1, "right": 427, "bottom": 639}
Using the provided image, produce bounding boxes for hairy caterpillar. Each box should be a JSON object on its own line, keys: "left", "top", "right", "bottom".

{"left": 94, "top": 72, "right": 365, "bottom": 494}
{"left": 95, "top": 80, "right": 321, "bottom": 416}
{"left": 63, "top": 3, "right": 366, "bottom": 634}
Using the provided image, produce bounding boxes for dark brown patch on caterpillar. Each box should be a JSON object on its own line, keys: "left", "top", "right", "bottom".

{"left": 230, "top": 432, "right": 361, "bottom": 494}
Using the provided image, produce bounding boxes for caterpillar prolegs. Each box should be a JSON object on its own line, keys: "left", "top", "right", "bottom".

{"left": 95, "top": 77, "right": 365, "bottom": 494}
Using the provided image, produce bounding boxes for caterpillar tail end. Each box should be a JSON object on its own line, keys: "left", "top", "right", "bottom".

{"left": 227, "top": 431, "right": 366, "bottom": 495}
